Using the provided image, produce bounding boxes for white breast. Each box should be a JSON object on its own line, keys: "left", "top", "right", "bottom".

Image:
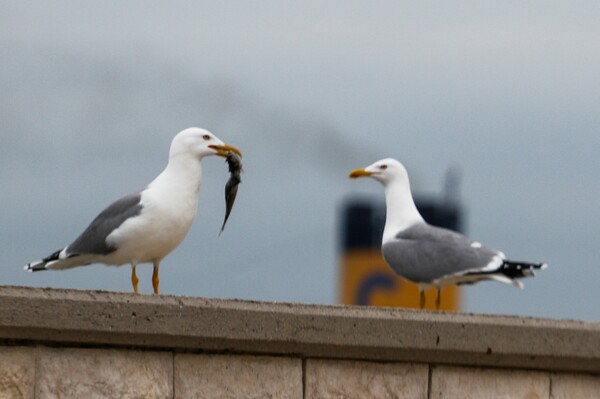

{"left": 104, "top": 170, "right": 200, "bottom": 265}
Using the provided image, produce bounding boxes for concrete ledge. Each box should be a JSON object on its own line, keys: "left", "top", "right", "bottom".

{"left": 0, "top": 286, "right": 598, "bottom": 373}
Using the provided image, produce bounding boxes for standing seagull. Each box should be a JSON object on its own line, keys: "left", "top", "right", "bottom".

{"left": 24, "top": 127, "right": 242, "bottom": 295}
{"left": 349, "top": 158, "right": 546, "bottom": 310}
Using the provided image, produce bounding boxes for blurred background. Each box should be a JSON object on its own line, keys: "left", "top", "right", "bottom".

{"left": 1, "top": 1, "right": 598, "bottom": 320}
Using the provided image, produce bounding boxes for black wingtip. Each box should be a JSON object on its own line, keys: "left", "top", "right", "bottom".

{"left": 500, "top": 260, "right": 548, "bottom": 279}
{"left": 42, "top": 249, "right": 62, "bottom": 263}
{"left": 24, "top": 249, "right": 63, "bottom": 272}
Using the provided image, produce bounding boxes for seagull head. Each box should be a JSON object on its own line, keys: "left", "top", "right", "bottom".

{"left": 170, "top": 127, "right": 242, "bottom": 160}
{"left": 348, "top": 158, "right": 409, "bottom": 186}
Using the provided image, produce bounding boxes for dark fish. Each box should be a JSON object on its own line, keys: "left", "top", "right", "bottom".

{"left": 220, "top": 151, "right": 243, "bottom": 235}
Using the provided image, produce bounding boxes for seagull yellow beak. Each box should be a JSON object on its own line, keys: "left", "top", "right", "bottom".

{"left": 209, "top": 144, "right": 243, "bottom": 157}
{"left": 349, "top": 168, "right": 372, "bottom": 178}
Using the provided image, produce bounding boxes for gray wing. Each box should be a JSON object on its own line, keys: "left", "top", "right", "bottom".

{"left": 382, "top": 223, "right": 500, "bottom": 284}
{"left": 66, "top": 191, "right": 143, "bottom": 256}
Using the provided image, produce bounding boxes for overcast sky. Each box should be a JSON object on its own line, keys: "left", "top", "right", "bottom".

{"left": 1, "top": 1, "right": 599, "bottom": 320}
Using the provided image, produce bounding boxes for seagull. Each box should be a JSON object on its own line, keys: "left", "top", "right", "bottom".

{"left": 349, "top": 158, "right": 547, "bottom": 310}
{"left": 24, "top": 127, "right": 242, "bottom": 295}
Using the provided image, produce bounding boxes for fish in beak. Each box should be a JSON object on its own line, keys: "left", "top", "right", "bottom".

{"left": 219, "top": 151, "right": 243, "bottom": 235}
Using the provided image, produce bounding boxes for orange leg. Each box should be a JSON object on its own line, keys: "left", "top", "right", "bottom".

{"left": 131, "top": 263, "right": 139, "bottom": 294}
{"left": 435, "top": 287, "right": 441, "bottom": 310}
{"left": 152, "top": 262, "right": 160, "bottom": 295}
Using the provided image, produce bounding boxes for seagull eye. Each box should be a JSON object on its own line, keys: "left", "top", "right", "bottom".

{"left": 379, "top": 165, "right": 387, "bottom": 170}
{"left": 202, "top": 134, "right": 211, "bottom": 141}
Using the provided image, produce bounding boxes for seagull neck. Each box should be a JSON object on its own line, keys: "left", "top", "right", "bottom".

{"left": 382, "top": 180, "right": 424, "bottom": 242}
{"left": 154, "top": 155, "right": 202, "bottom": 193}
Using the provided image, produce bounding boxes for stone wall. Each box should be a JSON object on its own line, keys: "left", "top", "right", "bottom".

{"left": 0, "top": 286, "right": 598, "bottom": 398}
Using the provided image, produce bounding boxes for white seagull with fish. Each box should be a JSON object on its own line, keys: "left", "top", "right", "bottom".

{"left": 349, "top": 158, "right": 547, "bottom": 310}
{"left": 24, "top": 127, "right": 241, "bottom": 295}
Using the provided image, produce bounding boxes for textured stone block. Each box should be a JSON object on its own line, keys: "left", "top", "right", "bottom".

{"left": 36, "top": 347, "right": 172, "bottom": 399}
{"left": 430, "top": 366, "right": 549, "bottom": 399}
{"left": 174, "top": 354, "right": 302, "bottom": 399}
{"left": 305, "top": 358, "right": 428, "bottom": 399}
{"left": 2, "top": 286, "right": 599, "bottom": 373}
{"left": 551, "top": 372, "right": 600, "bottom": 398}
{"left": 0, "top": 347, "right": 34, "bottom": 399}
